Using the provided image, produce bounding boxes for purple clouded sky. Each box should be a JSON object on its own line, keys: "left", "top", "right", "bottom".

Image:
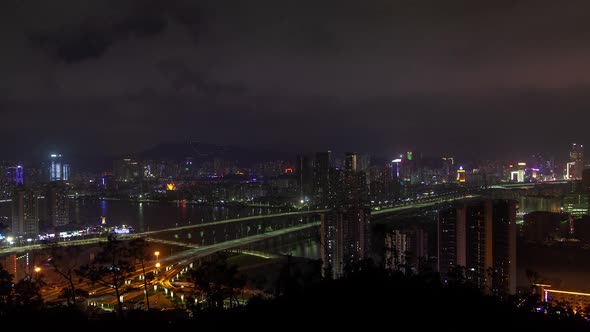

{"left": 1, "top": 0, "right": 590, "bottom": 161}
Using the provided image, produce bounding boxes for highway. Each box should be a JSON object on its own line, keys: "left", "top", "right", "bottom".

{"left": 0, "top": 210, "right": 326, "bottom": 255}
{"left": 32, "top": 194, "right": 479, "bottom": 308}
{"left": 372, "top": 194, "right": 479, "bottom": 216}
{"left": 43, "top": 222, "right": 320, "bottom": 307}
{"left": 0, "top": 194, "right": 473, "bottom": 255}
{"left": 141, "top": 209, "right": 328, "bottom": 236}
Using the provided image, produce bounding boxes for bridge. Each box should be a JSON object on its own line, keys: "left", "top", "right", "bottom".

{"left": 0, "top": 194, "right": 476, "bottom": 255}
{"left": 488, "top": 179, "right": 569, "bottom": 190}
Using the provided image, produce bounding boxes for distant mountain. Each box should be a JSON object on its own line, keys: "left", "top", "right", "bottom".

{"left": 138, "top": 141, "right": 291, "bottom": 165}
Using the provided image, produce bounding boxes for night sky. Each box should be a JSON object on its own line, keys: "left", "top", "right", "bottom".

{"left": 2, "top": 0, "right": 590, "bottom": 161}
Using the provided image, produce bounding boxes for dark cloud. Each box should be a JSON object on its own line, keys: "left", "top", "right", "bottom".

{"left": 2, "top": 0, "right": 590, "bottom": 160}
{"left": 28, "top": 14, "right": 169, "bottom": 63}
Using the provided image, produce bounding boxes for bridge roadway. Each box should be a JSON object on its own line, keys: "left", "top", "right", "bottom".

{"left": 0, "top": 210, "right": 327, "bottom": 255}
{"left": 0, "top": 194, "right": 476, "bottom": 255}
{"left": 42, "top": 222, "right": 318, "bottom": 304}
{"left": 372, "top": 194, "right": 479, "bottom": 216}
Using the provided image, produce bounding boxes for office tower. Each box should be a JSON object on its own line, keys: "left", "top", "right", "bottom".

{"left": 391, "top": 158, "right": 402, "bottom": 179}
{"left": 320, "top": 205, "right": 370, "bottom": 279}
{"left": 296, "top": 154, "right": 314, "bottom": 201}
{"left": 49, "top": 154, "right": 69, "bottom": 182}
{"left": 438, "top": 205, "right": 463, "bottom": 282}
{"left": 357, "top": 154, "right": 371, "bottom": 173}
{"left": 442, "top": 157, "right": 455, "bottom": 182}
{"left": 570, "top": 143, "right": 584, "bottom": 180}
{"left": 438, "top": 199, "right": 516, "bottom": 295}
{"left": 456, "top": 166, "right": 467, "bottom": 183}
{"left": 47, "top": 181, "right": 70, "bottom": 228}
{"left": 313, "top": 151, "right": 332, "bottom": 206}
{"left": 183, "top": 157, "right": 194, "bottom": 176}
{"left": 491, "top": 200, "right": 517, "bottom": 295}
{"left": 6, "top": 165, "right": 24, "bottom": 186}
{"left": 11, "top": 186, "right": 39, "bottom": 236}
{"left": 344, "top": 152, "right": 357, "bottom": 172}
{"left": 113, "top": 157, "right": 141, "bottom": 182}
{"left": 320, "top": 149, "right": 371, "bottom": 278}
{"left": 385, "top": 228, "right": 428, "bottom": 271}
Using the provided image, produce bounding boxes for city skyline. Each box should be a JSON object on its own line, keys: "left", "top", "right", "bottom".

{"left": 3, "top": 1, "right": 590, "bottom": 159}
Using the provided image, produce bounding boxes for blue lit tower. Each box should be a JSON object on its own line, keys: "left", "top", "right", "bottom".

{"left": 49, "top": 154, "right": 70, "bottom": 182}
{"left": 6, "top": 165, "right": 24, "bottom": 185}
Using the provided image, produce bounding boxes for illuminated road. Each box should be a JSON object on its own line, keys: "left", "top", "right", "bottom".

{"left": 1, "top": 195, "right": 475, "bottom": 255}
{"left": 152, "top": 222, "right": 319, "bottom": 267}
{"left": 372, "top": 194, "right": 480, "bottom": 216}
{"left": 35, "top": 194, "right": 478, "bottom": 306}
{"left": 77, "top": 222, "right": 320, "bottom": 307}
{"left": 0, "top": 237, "right": 121, "bottom": 255}
{"left": 0, "top": 210, "right": 325, "bottom": 255}
{"left": 141, "top": 209, "right": 328, "bottom": 236}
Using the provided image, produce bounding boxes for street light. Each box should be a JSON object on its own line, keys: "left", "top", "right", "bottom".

{"left": 34, "top": 266, "right": 41, "bottom": 273}
{"left": 154, "top": 251, "right": 160, "bottom": 260}
{"left": 155, "top": 262, "right": 161, "bottom": 269}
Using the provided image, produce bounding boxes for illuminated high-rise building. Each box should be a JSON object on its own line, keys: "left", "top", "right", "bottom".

{"left": 320, "top": 150, "right": 371, "bottom": 278}
{"left": 296, "top": 154, "right": 314, "bottom": 201}
{"left": 357, "top": 154, "right": 371, "bottom": 173}
{"left": 385, "top": 228, "right": 428, "bottom": 271}
{"left": 456, "top": 166, "right": 466, "bottom": 183}
{"left": 442, "top": 157, "right": 454, "bottom": 182}
{"left": 313, "top": 151, "right": 332, "bottom": 206}
{"left": 438, "top": 199, "right": 516, "bottom": 295}
{"left": 49, "top": 154, "right": 69, "bottom": 182}
{"left": 570, "top": 143, "right": 584, "bottom": 180}
{"left": 344, "top": 152, "right": 358, "bottom": 172}
{"left": 321, "top": 205, "right": 370, "bottom": 279}
{"left": 391, "top": 158, "right": 402, "bottom": 179}
{"left": 47, "top": 181, "right": 69, "bottom": 228}
{"left": 11, "top": 186, "right": 39, "bottom": 236}
{"left": 113, "top": 157, "right": 141, "bottom": 182}
{"left": 6, "top": 165, "right": 24, "bottom": 186}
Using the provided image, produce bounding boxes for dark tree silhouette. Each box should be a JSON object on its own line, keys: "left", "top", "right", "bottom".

{"left": 44, "top": 244, "right": 82, "bottom": 306}
{"left": 128, "top": 237, "right": 151, "bottom": 311}
{"left": 13, "top": 275, "right": 44, "bottom": 308}
{"left": 189, "top": 253, "right": 246, "bottom": 310}
{"left": 0, "top": 263, "right": 14, "bottom": 316}
{"left": 76, "top": 235, "right": 135, "bottom": 316}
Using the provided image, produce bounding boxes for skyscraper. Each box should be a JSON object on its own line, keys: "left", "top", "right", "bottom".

{"left": 6, "top": 165, "right": 24, "bottom": 186}
{"left": 296, "top": 154, "right": 314, "bottom": 201}
{"left": 113, "top": 157, "right": 141, "bottom": 182}
{"left": 438, "top": 199, "right": 516, "bottom": 295}
{"left": 357, "top": 154, "right": 371, "bottom": 173}
{"left": 11, "top": 186, "right": 39, "bottom": 236}
{"left": 344, "top": 152, "right": 357, "bottom": 172}
{"left": 320, "top": 151, "right": 370, "bottom": 278}
{"left": 391, "top": 158, "right": 402, "bottom": 179}
{"left": 49, "top": 154, "right": 69, "bottom": 182}
{"left": 47, "top": 181, "right": 70, "bottom": 228}
{"left": 321, "top": 205, "right": 370, "bottom": 279}
{"left": 385, "top": 228, "right": 428, "bottom": 271}
{"left": 313, "top": 151, "right": 332, "bottom": 206}
{"left": 570, "top": 143, "right": 584, "bottom": 180}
